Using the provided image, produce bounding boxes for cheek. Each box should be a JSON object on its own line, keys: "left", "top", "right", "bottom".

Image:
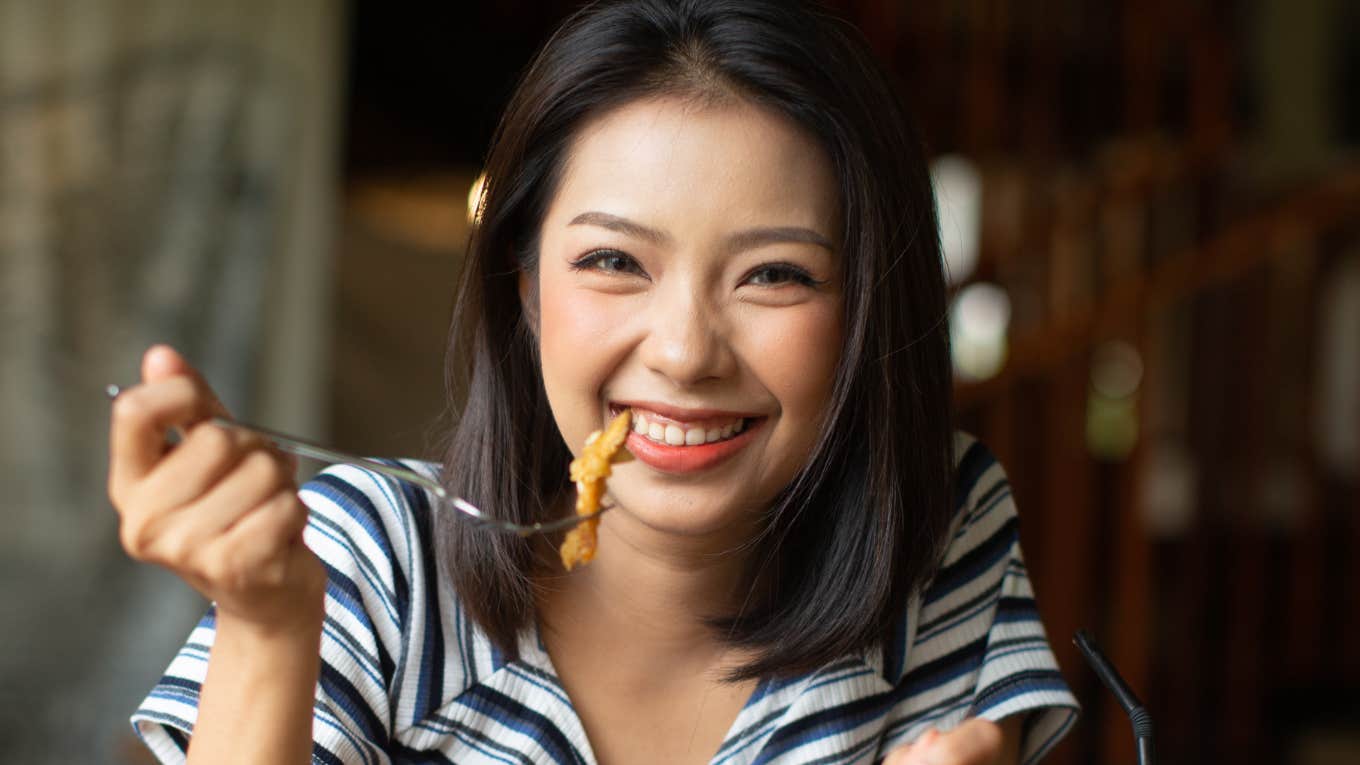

{"left": 748, "top": 302, "right": 843, "bottom": 424}
{"left": 536, "top": 272, "right": 630, "bottom": 400}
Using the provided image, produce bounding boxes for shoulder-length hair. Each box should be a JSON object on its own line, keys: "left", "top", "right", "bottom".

{"left": 438, "top": 0, "right": 954, "bottom": 681}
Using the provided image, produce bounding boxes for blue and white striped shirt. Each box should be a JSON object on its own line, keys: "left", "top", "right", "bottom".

{"left": 133, "top": 432, "right": 1078, "bottom": 763}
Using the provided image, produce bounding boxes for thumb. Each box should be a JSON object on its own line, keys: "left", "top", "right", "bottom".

{"left": 142, "top": 344, "right": 193, "bottom": 382}
{"left": 140, "top": 344, "right": 231, "bottom": 418}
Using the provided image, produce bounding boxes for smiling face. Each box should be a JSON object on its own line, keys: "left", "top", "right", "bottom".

{"left": 529, "top": 95, "right": 844, "bottom": 544}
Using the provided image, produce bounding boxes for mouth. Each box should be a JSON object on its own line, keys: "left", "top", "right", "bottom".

{"left": 607, "top": 402, "right": 766, "bottom": 474}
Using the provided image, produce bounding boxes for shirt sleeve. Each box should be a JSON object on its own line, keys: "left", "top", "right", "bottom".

{"left": 884, "top": 438, "right": 1079, "bottom": 764}
{"left": 129, "top": 462, "right": 433, "bottom": 764}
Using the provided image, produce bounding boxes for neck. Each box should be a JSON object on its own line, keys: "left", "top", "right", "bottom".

{"left": 536, "top": 504, "right": 766, "bottom": 663}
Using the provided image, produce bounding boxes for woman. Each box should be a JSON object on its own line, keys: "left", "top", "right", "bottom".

{"left": 112, "top": 1, "right": 1077, "bottom": 762}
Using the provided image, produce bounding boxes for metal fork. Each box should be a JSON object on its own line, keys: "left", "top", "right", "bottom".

{"left": 105, "top": 384, "right": 608, "bottom": 536}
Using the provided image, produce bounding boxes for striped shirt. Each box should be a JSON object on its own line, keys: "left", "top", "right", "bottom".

{"left": 132, "top": 432, "right": 1078, "bottom": 763}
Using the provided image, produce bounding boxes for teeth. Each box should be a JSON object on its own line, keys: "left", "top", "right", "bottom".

{"left": 664, "top": 424, "right": 685, "bottom": 445}
{"left": 622, "top": 410, "right": 750, "bottom": 447}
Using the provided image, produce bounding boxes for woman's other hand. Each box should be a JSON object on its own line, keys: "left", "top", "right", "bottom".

{"left": 883, "top": 717, "right": 1021, "bottom": 765}
{"left": 108, "top": 345, "right": 326, "bottom": 638}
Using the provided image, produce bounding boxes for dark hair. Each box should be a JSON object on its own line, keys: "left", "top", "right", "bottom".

{"left": 438, "top": 0, "right": 954, "bottom": 680}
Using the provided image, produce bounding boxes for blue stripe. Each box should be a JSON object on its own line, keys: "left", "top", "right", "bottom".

{"left": 882, "top": 601, "right": 911, "bottom": 684}
{"left": 923, "top": 516, "right": 1018, "bottom": 604}
{"left": 147, "top": 687, "right": 200, "bottom": 707}
{"left": 753, "top": 692, "right": 890, "bottom": 763}
{"left": 417, "top": 715, "right": 532, "bottom": 765}
{"left": 318, "top": 659, "right": 388, "bottom": 749}
{"left": 313, "top": 707, "right": 376, "bottom": 765}
{"left": 951, "top": 441, "right": 993, "bottom": 512}
{"left": 712, "top": 707, "right": 787, "bottom": 763}
{"left": 897, "top": 635, "right": 988, "bottom": 699}
{"left": 969, "top": 669, "right": 1071, "bottom": 714}
{"left": 320, "top": 557, "right": 376, "bottom": 625}
{"left": 410, "top": 481, "right": 448, "bottom": 726}
{"left": 993, "top": 595, "right": 1038, "bottom": 624}
{"left": 507, "top": 664, "right": 573, "bottom": 707}
{"left": 308, "top": 501, "right": 402, "bottom": 626}
{"left": 456, "top": 685, "right": 587, "bottom": 765}
{"left": 321, "top": 615, "right": 386, "bottom": 689}
{"left": 916, "top": 581, "right": 1003, "bottom": 641}
{"left": 953, "top": 477, "right": 1010, "bottom": 538}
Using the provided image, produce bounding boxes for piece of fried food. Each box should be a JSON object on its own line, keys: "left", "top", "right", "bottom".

{"left": 559, "top": 410, "right": 632, "bottom": 570}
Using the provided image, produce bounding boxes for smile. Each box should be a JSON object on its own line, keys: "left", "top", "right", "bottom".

{"left": 608, "top": 403, "right": 765, "bottom": 474}
{"left": 630, "top": 410, "right": 747, "bottom": 446}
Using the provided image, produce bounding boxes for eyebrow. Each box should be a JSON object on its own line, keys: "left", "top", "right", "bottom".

{"left": 568, "top": 211, "right": 836, "bottom": 255}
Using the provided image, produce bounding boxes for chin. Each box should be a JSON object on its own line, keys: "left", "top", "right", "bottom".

{"left": 603, "top": 477, "right": 764, "bottom": 540}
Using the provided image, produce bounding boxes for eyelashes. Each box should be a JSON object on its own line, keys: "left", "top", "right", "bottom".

{"left": 569, "top": 248, "right": 826, "bottom": 288}
{"left": 744, "top": 263, "right": 826, "bottom": 288}
{"left": 568, "top": 249, "right": 645, "bottom": 276}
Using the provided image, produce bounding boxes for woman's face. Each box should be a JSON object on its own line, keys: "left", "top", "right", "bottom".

{"left": 530, "top": 96, "right": 843, "bottom": 544}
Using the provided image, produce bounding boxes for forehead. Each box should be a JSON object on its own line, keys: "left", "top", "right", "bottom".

{"left": 547, "top": 96, "right": 840, "bottom": 232}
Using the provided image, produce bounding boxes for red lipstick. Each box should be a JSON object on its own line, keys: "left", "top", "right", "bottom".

{"left": 624, "top": 419, "right": 762, "bottom": 474}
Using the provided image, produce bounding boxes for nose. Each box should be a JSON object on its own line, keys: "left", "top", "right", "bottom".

{"left": 637, "top": 279, "right": 737, "bottom": 387}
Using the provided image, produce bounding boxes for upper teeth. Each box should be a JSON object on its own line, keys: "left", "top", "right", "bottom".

{"left": 629, "top": 411, "right": 745, "bottom": 446}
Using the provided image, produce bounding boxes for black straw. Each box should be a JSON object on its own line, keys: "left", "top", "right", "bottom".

{"left": 1074, "top": 629, "right": 1155, "bottom": 765}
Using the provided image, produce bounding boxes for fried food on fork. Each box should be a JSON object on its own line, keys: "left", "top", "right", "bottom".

{"left": 559, "top": 410, "right": 632, "bottom": 570}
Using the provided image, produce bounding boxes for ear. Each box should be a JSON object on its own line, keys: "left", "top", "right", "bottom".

{"left": 518, "top": 269, "right": 540, "bottom": 339}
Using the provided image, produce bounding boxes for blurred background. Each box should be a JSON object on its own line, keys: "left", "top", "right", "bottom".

{"left": 1, "top": 0, "right": 1356, "bottom": 763}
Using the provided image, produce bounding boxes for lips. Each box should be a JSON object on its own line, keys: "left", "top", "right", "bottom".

{"left": 608, "top": 402, "right": 765, "bottom": 474}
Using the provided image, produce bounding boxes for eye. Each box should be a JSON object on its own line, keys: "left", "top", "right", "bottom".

{"left": 569, "top": 249, "right": 647, "bottom": 278}
{"left": 743, "top": 263, "right": 823, "bottom": 288}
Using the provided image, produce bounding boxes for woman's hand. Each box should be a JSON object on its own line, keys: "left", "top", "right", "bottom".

{"left": 883, "top": 717, "right": 1020, "bottom": 765}
{"left": 108, "top": 345, "right": 326, "bottom": 638}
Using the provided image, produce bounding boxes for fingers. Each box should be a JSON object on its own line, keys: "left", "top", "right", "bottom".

{"left": 124, "top": 461, "right": 301, "bottom": 582}
{"left": 141, "top": 345, "right": 231, "bottom": 418}
{"left": 109, "top": 346, "right": 234, "bottom": 496}
{"left": 132, "top": 420, "right": 261, "bottom": 513}
{"left": 884, "top": 720, "right": 1003, "bottom": 765}
{"left": 207, "top": 489, "right": 312, "bottom": 588}
{"left": 110, "top": 377, "right": 219, "bottom": 494}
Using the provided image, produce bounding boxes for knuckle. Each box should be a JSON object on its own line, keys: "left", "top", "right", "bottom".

{"left": 250, "top": 450, "right": 289, "bottom": 489}
{"left": 200, "top": 549, "right": 231, "bottom": 586}
{"left": 118, "top": 519, "right": 146, "bottom": 557}
{"left": 238, "top": 449, "right": 271, "bottom": 481}
{"left": 121, "top": 515, "right": 161, "bottom": 561}
{"left": 195, "top": 424, "right": 236, "bottom": 465}
{"left": 111, "top": 391, "right": 149, "bottom": 426}
{"left": 157, "top": 529, "right": 194, "bottom": 569}
{"left": 260, "top": 558, "right": 288, "bottom": 588}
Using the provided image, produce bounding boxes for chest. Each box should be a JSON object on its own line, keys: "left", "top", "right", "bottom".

{"left": 556, "top": 664, "right": 759, "bottom": 765}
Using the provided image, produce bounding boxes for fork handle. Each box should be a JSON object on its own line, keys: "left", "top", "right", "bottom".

{"left": 105, "top": 383, "right": 446, "bottom": 499}
{"left": 208, "top": 417, "right": 447, "bottom": 498}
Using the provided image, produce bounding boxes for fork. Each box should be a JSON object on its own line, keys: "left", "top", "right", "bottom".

{"left": 105, "top": 384, "right": 608, "bottom": 536}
